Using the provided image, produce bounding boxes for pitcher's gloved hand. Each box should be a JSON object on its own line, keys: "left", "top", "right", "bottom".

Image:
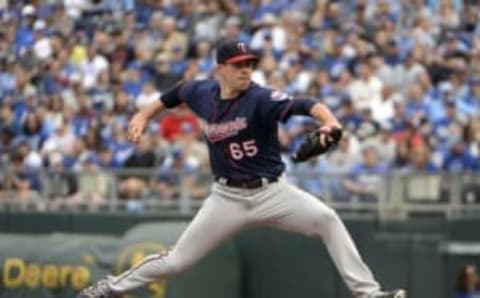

{"left": 291, "top": 126, "right": 343, "bottom": 163}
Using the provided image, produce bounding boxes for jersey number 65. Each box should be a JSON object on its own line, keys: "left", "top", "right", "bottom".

{"left": 229, "top": 140, "right": 258, "bottom": 160}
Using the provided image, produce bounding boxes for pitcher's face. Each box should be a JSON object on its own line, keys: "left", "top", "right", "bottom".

{"left": 217, "top": 60, "right": 256, "bottom": 91}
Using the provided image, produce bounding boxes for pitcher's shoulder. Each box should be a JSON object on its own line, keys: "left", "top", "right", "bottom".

{"left": 246, "top": 82, "right": 272, "bottom": 98}
{"left": 247, "top": 83, "right": 292, "bottom": 102}
{"left": 180, "top": 79, "right": 219, "bottom": 98}
{"left": 193, "top": 79, "right": 219, "bottom": 88}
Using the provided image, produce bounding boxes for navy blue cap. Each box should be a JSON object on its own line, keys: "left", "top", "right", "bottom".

{"left": 216, "top": 40, "right": 259, "bottom": 64}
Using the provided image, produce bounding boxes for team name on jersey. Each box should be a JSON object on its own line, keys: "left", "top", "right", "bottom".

{"left": 200, "top": 117, "right": 247, "bottom": 142}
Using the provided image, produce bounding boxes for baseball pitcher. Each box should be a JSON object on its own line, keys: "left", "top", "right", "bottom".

{"left": 78, "top": 41, "right": 406, "bottom": 298}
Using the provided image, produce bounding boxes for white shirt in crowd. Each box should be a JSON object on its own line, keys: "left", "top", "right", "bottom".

{"left": 348, "top": 75, "right": 383, "bottom": 112}
{"left": 372, "top": 91, "right": 404, "bottom": 124}
{"left": 79, "top": 55, "right": 109, "bottom": 90}
{"left": 393, "top": 63, "right": 426, "bottom": 94}
{"left": 64, "top": 0, "right": 90, "bottom": 19}
{"left": 41, "top": 126, "right": 76, "bottom": 156}
{"left": 250, "top": 14, "right": 286, "bottom": 53}
{"left": 33, "top": 37, "right": 52, "bottom": 60}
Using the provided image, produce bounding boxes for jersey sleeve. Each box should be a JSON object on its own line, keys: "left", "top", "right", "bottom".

{"left": 160, "top": 81, "right": 197, "bottom": 108}
{"left": 257, "top": 89, "right": 316, "bottom": 123}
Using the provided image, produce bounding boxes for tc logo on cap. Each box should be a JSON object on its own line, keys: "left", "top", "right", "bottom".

{"left": 216, "top": 40, "right": 259, "bottom": 64}
{"left": 237, "top": 43, "right": 247, "bottom": 53}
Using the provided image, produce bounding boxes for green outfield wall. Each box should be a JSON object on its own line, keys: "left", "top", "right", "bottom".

{"left": 0, "top": 212, "right": 478, "bottom": 298}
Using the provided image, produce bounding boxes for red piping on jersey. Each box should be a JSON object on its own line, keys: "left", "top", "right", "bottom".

{"left": 279, "top": 100, "right": 295, "bottom": 122}
{"left": 110, "top": 252, "right": 166, "bottom": 285}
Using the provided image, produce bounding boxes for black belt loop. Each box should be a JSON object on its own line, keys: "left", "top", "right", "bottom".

{"left": 215, "top": 176, "right": 278, "bottom": 189}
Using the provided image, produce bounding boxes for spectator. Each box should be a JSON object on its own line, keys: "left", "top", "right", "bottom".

{"left": 32, "top": 19, "right": 52, "bottom": 61}
{"left": 3, "top": 148, "right": 41, "bottom": 209}
{"left": 369, "top": 52, "right": 395, "bottom": 87}
{"left": 325, "top": 132, "right": 362, "bottom": 200}
{"left": 287, "top": 156, "right": 329, "bottom": 198}
{"left": 135, "top": 80, "right": 161, "bottom": 110}
{"left": 431, "top": 98, "right": 465, "bottom": 153}
{"left": 442, "top": 140, "right": 477, "bottom": 172}
{"left": 465, "top": 119, "right": 480, "bottom": 164}
{"left": 97, "top": 145, "right": 120, "bottom": 169}
{"left": 392, "top": 121, "right": 427, "bottom": 168}
{"left": 15, "top": 139, "right": 42, "bottom": 171}
{"left": 0, "top": 101, "right": 23, "bottom": 137}
{"left": 70, "top": 154, "right": 110, "bottom": 209}
{"left": 402, "top": 145, "right": 438, "bottom": 174}
{"left": 169, "top": 45, "right": 188, "bottom": 77}
{"left": 194, "top": 39, "right": 215, "bottom": 79}
{"left": 456, "top": 264, "right": 480, "bottom": 298}
{"left": 192, "top": 0, "right": 226, "bottom": 42}
{"left": 43, "top": 94, "right": 66, "bottom": 133}
{"left": 151, "top": 146, "right": 200, "bottom": 200}
{"left": 159, "top": 106, "right": 200, "bottom": 142}
{"left": 343, "top": 146, "right": 388, "bottom": 202}
{"left": 122, "top": 62, "right": 146, "bottom": 98}
{"left": 220, "top": 16, "right": 250, "bottom": 45}
{"left": 3, "top": 170, "right": 41, "bottom": 209}
{"left": 0, "top": 57, "right": 17, "bottom": 98}
{"left": 15, "top": 4, "right": 36, "bottom": 54}
{"left": 435, "top": 0, "right": 461, "bottom": 30}
{"left": 338, "top": 96, "right": 363, "bottom": 134}
{"left": 362, "top": 122, "right": 396, "bottom": 166}
{"left": 124, "top": 135, "right": 157, "bottom": 168}
{"left": 41, "top": 121, "right": 76, "bottom": 157}
{"left": 250, "top": 13, "right": 286, "bottom": 56}
{"left": 133, "top": 23, "right": 159, "bottom": 56}
{"left": 355, "top": 108, "right": 381, "bottom": 141}
{"left": 107, "top": 122, "right": 135, "bottom": 167}
{"left": 373, "top": 84, "right": 402, "bottom": 123}
{"left": 174, "top": 122, "right": 209, "bottom": 169}
{"left": 78, "top": 44, "right": 109, "bottom": 91}
{"left": 348, "top": 60, "right": 383, "bottom": 112}
{"left": 393, "top": 51, "right": 427, "bottom": 94}
{"left": 44, "top": 151, "right": 78, "bottom": 209}
{"left": 402, "top": 144, "right": 441, "bottom": 201}
{"left": 50, "top": 4, "right": 74, "bottom": 37}
{"left": 159, "top": 16, "right": 188, "bottom": 59}
{"left": 64, "top": 0, "right": 91, "bottom": 20}
{"left": 458, "top": 77, "right": 480, "bottom": 119}
{"left": 116, "top": 134, "right": 157, "bottom": 202}
{"left": 404, "top": 82, "right": 429, "bottom": 123}
{"left": 327, "top": 132, "right": 362, "bottom": 174}
{"left": 21, "top": 112, "right": 47, "bottom": 150}
{"left": 152, "top": 52, "right": 183, "bottom": 92}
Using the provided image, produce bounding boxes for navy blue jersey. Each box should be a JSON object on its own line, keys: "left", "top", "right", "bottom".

{"left": 161, "top": 80, "right": 315, "bottom": 180}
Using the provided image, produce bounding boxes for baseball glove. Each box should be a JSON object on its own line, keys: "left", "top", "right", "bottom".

{"left": 291, "top": 126, "right": 343, "bottom": 163}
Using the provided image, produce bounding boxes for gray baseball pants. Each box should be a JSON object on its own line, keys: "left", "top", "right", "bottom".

{"left": 108, "top": 177, "right": 380, "bottom": 298}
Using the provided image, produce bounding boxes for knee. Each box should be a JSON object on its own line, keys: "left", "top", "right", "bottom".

{"left": 163, "top": 258, "right": 182, "bottom": 276}
{"left": 308, "top": 207, "right": 341, "bottom": 237}
{"left": 163, "top": 252, "right": 194, "bottom": 276}
{"left": 321, "top": 207, "right": 340, "bottom": 226}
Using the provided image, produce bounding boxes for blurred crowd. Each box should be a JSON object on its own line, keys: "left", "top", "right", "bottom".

{"left": 0, "top": 0, "right": 479, "bottom": 209}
